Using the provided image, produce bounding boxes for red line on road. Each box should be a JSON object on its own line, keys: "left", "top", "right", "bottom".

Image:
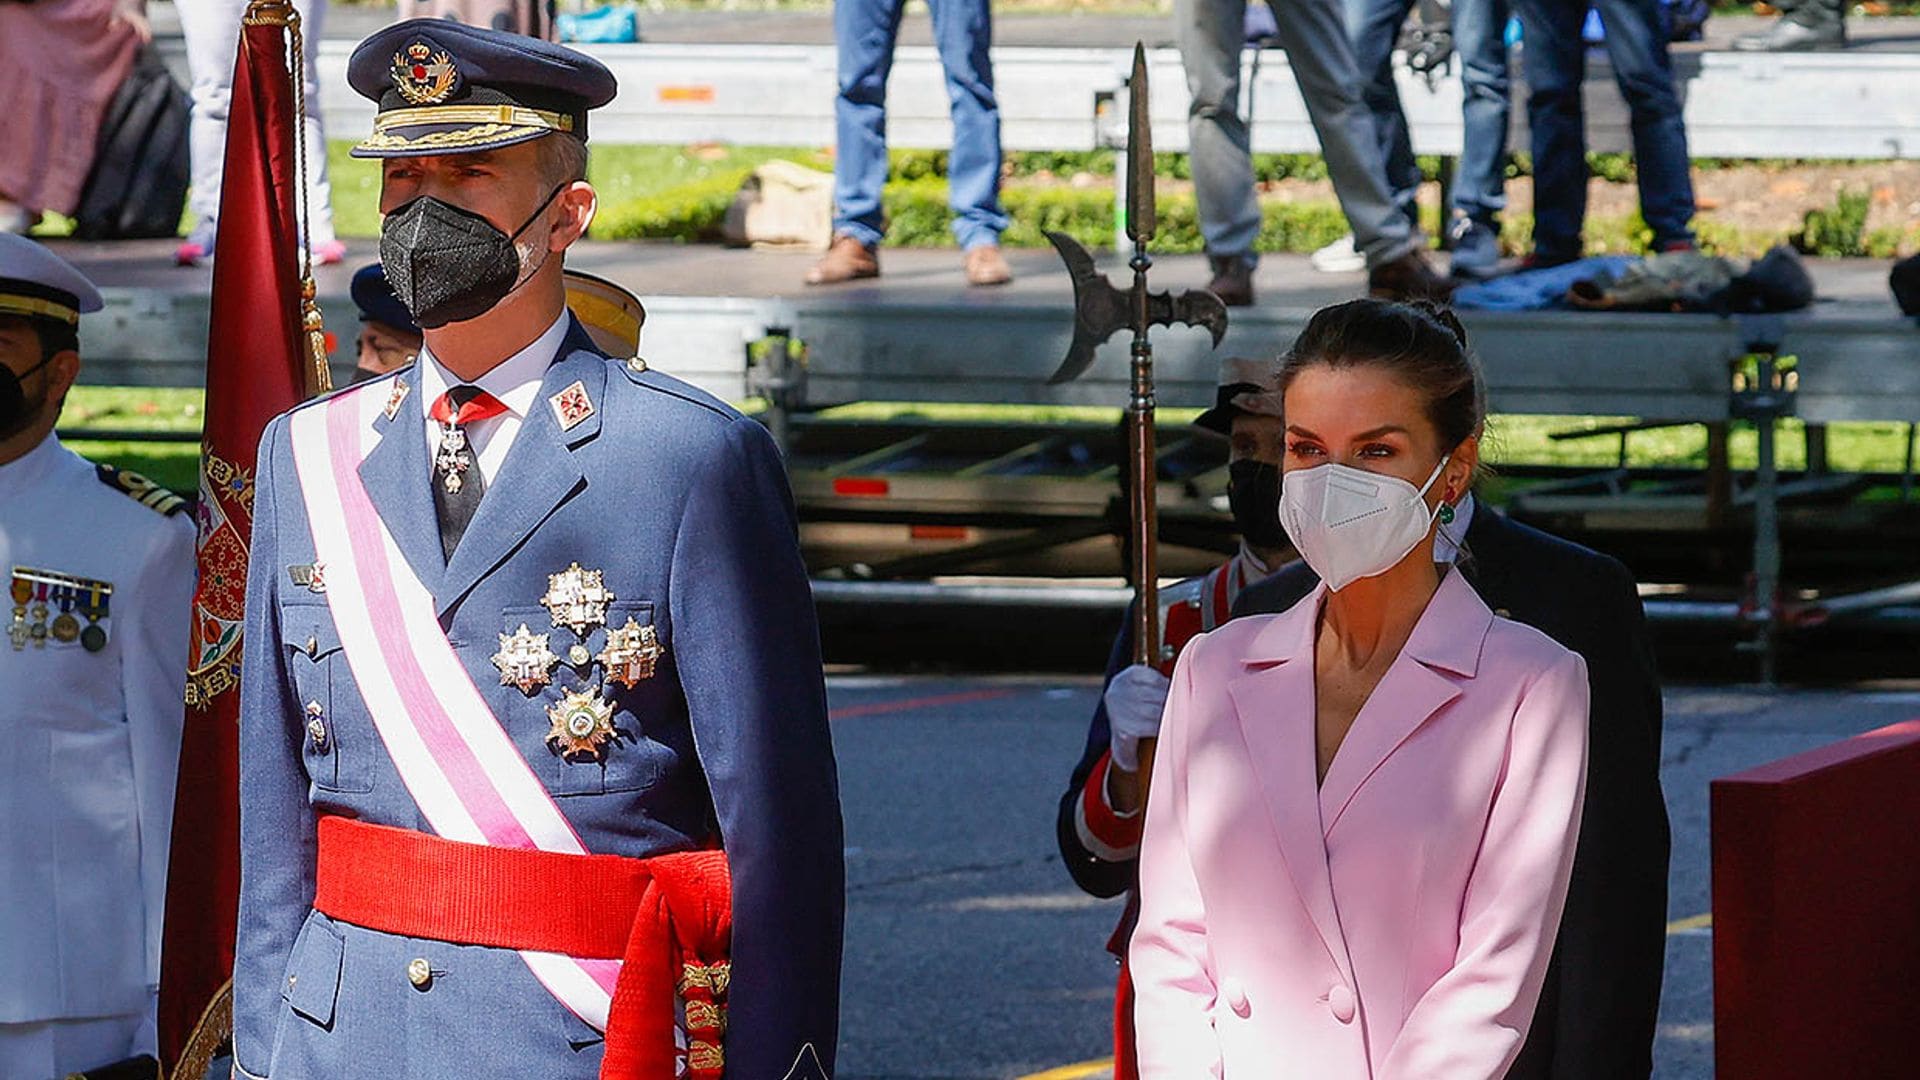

{"left": 830, "top": 687, "right": 1021, "bottom": 719}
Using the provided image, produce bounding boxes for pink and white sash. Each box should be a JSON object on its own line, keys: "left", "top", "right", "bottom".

{"left": 288, "top": 388, "right": 624, "bottom": 1031}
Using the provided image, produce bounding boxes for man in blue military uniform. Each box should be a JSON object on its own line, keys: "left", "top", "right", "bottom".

{"left": 0, "top": 235, "right": 195, "bottom": 1078}
{"left": 232, "top": 21, "right": 842, "bottom": 1080}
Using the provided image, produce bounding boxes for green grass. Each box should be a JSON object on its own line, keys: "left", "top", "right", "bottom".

{"left": 57, "top": 390, "right": 1920, "bottom": 503}
{"left": 328, "top": 141, "right": 830, "bottom": 239}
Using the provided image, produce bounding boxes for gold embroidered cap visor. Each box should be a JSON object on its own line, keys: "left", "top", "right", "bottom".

{"left": 345, "top": 18, "right": 616, "bottom": 160}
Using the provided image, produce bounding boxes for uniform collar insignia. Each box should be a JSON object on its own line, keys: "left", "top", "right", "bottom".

{"left": 384, "top": 378, "right": 411, "bottom": 421}
{"left": 548, "top": 380, "right": 595, "bottom": 431}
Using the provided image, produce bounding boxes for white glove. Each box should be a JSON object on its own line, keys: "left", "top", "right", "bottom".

{"left": 1105, "top": 663, "right": 1171, "bottom": 774}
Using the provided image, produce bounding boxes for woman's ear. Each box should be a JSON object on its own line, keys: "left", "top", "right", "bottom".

{"left": 1444, "top": 434, "right": 1480, "bottom": 503}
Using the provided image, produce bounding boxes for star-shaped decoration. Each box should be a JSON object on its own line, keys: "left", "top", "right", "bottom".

{"left": 542, "top": 562, "right": 615, "bottom": 636}
{"left": 546, "top": 688, "right": 618, "bottom": 761}
{"left": 599, "top": 617, "right": 666, "bottom": 688}
{"left": 491, "top": 623, "right": 558, "bottom": 694}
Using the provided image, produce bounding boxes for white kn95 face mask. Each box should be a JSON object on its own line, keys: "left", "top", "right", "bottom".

{"left": 1279, "top": 456, "right": 1450, "bottom": 592}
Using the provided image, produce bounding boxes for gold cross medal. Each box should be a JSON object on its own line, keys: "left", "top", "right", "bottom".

{"left": 599, "top": 616, "right": 666, "bottom": 688}
{"left": 492, "top": 623, "right": 558, "bottom": 694}
{"left": 546, "top": 688, "right": 617, "bottom": 760}
{"left": 542, "top": 562, "right": 615, "bottom": 636}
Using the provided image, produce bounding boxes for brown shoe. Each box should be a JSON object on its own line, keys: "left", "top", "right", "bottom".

{"left": 806, "top": 234, "right": 879, "bottom": 285}
{"left": 1368, "top": 251, "right": 1453, "bottom": 302}
{"left": 1206, "top": 254, "right": 1255, "bottom": 307}
{"left": 964, "top": 244, "right": 1013, "bottom": 287}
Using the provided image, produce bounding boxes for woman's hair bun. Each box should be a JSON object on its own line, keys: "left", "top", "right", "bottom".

{"left": 1407, "top": 299, "right": 1469, "bottom": 351}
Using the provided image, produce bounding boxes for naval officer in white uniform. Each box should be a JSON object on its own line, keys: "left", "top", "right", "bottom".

{"left": 0, "top": 234, "right": 195, "bottom": 1078}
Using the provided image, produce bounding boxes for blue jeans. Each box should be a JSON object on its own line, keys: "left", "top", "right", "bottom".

{"left": 832, "top": 0, "right": 1009, "bottom": 249}
{"left": 1343, "top": 0, "right": 1511, "bottom": 227}
{"left": 1513, "top": 0, "right": 1696, "bottom": 259}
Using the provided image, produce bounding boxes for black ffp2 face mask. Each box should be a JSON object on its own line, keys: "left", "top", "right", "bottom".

{"left": 379, "top": 184, "right": 564, "bottom": 330}
{"left": 1227, "top": 458, "right": 1288, "bottom": 551}
{"left": 0, "top": 355, "right": 53, "bottom": 440}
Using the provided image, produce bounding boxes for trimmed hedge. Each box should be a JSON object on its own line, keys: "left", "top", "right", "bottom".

{"left": 591, "top": 170, "right": 751, "bottom": 242}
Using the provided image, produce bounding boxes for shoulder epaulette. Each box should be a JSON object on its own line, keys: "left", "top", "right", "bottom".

{"left": 96, "top": 463, "right": 189, "bottom": 517}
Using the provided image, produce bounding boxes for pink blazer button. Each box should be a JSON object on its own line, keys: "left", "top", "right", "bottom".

{"left": 1328, "top": 984, "right": 1356, "bottom": 1024}
{"left": 1222, "top": 978, "right": 1251, "bottom": 1018}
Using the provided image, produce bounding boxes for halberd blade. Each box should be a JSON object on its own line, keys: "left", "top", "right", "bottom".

{"left": 1126, "top": 43, "right": 1155, "bottom": 246}
{"left": 1045, "top": 230, "right": 1130, "bottom": 385}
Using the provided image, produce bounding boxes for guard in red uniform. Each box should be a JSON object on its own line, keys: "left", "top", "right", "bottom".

{"left": 1055, "top": 357, "right": 1290, "bottom": 1080}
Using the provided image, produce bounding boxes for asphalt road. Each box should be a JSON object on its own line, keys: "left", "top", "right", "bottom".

{"left": 824, "top": 674, "right": 1920, "bottom": 1080}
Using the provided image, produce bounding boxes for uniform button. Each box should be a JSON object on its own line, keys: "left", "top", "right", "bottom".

{"left": 305, "top": 636, "right": 319, "bottom": 658}
{"left": 407, "top": 957, "right": 433, "bottom": 989}
{"left": 1221, "top": 977, "right": 1251, "bottom": 1018}
{"left": 1328, "top": 983, "right": 1355, "bottom": 1024}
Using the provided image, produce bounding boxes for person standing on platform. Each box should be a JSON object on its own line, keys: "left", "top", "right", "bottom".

{"left": 806, "top": 0, "right": 1014, "bottom": 288}
{"left": 231, "top": 21, "right": 843, "bottom": 1080}
{"left": 1733, "top": 0, "right": 1846, "bottom": 51}
{"left": 0, "top": 235, "right": 195, "bottom": 1079}
{"left": 1176, "top": 0, "right": 1451, "bottom": 306}
{"left": 1056, "top": 357, "right": 1291, "bottom": 1080}
{"left": 1346, "top": 0, "right": 1514, "bottom": 280}
{"left": 0, "top": 0, "right": 151, "bottom": 233}
{"left": 1233, "top": 303, "right": 1670, "bottom": 1079}
{"left": 176, "top": 0, "right": 343, "bottom": 266}
{"left": 1511, "top": 0, "right": 1696, "bottom": 269}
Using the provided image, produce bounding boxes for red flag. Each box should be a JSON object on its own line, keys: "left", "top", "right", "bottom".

{"left": 160, "top": 2, "right": 324, "bottom": 1072}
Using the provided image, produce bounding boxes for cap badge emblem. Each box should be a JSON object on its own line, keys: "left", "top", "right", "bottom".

{"left": 391, "top": 42, "right": 458, "bottom": 105}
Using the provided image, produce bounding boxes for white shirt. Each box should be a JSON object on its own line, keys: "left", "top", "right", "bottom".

{"left": 417, "top": 313, "right": 569, "bottom": 486}
{"left": 1436, "top": 492, "right": 1478, "bottom": 565}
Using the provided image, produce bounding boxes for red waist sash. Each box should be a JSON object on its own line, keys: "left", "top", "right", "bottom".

{"left": 313, "top": 816, "right": 732, "bottom": 1079}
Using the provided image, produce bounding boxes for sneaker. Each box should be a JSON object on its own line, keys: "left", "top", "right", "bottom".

{"left": 1206, "top": 253, "right": 1256, "bottom": 307}
{"left": 313, "top": 239, "right": 348, "bottom": 266}
{"left": 0, "top": 198, "right": 32, "bottom": 234}
{"left": 1310, "top": 234, "right": 1367, "bottom": 274}
{"left": 963, "top": 244, "right": 1013, "bottom": 287}
{"left": 176, "top": 220, "right": 217, "bottom": 267}
{"left": 1448, "top": 218, "right": 1502, "bottom": 282}
{"left": 805, "top": 234, "right": 880, "bottom": 286}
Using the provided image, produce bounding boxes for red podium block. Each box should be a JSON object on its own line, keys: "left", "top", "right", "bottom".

{"left": 1711, "top": 719, "right": 1920, "bottom": 1079}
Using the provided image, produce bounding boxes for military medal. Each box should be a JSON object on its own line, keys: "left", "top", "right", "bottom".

{"left": 435, "top": 424, "right": 473, "bottom": 495}
{"left": 27, "top": 579, "right": 49, "bottom": 648}
{"left": 305, "top": 701, "right": 330, "bottom": 753}
{"left": 384, "top": 379, "right": 412, "bottom": 421}
{"left": 47, "top": 582, "right": 79, "bottom": 643}
{"left": 79, "top": 581, "right": 111, "bottom": 653}
{"left": 546, "top": 688, "right": 617, "bottom": 760}
{"left": 599, "top": 617, "right": 665, "bottom": 688}
{"left": 491, "top": 624, "right": 558, "bottom": 694}
{"left": 7, "top": 572, "right": 29, "bottom": 651}
{"left": 541, "top": 562, "right": 615, "bottom": 636}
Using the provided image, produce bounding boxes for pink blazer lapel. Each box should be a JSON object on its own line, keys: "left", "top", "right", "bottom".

{"left": 1319, "top": 570, "right": 1492, "bottom": 834}
{"left": 1226, "top": 591, "right": 1355, "bottom": 986}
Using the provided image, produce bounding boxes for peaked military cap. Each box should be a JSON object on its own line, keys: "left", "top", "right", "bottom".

{"left": 1194, "top": 355, "right": 1284, "bottom": 436}
{"left": 0, "top": 234, "right": 104, "bottom": 326}
{"left": 347, "top": 19, "right": 617, "bottom": 158}
{"left": 350, "top": 263, "right": 420, "bottom": 335}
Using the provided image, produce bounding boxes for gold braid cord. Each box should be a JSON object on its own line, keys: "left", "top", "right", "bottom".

{"left": 679, "top": 962, "right": 731, "bottom": 1077}
{"left": 167, "top": 978, "right": 234, "bottom": 1080}
{"left": 242, "top": 0, "right": 331, "bottom": 395}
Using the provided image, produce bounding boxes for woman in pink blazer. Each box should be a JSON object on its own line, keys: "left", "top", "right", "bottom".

{"left": 1131, "top": 299, "right": 1590, "bottom": 1079}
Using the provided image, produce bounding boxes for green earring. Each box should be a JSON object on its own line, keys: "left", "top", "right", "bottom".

{"left": 1438, "top": 502, "right": 1456, "bottom": 525}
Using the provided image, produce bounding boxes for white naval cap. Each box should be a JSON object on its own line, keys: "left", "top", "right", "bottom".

{"left": 0, "top": 234, "right": 104, "bottom": 326}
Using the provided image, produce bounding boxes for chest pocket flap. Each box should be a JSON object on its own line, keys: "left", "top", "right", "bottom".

{"left": 279, "top": 605, "right": 373, "bottom": 794}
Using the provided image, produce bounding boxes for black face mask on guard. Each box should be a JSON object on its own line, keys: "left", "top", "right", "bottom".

{"left": 379, "top": 184, "right": 565, "bottom": 330}
{"left": 1227, "top": 458, "right": 1288, "bottom": 552}
{"left": 0, "top": 355, "right": 53, "bottom": 440}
